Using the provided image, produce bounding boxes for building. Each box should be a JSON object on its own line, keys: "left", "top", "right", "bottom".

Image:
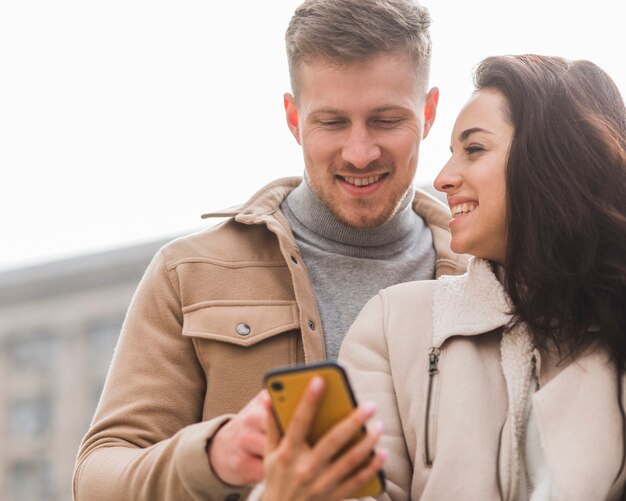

{"left": 0, "top": 238, "right": 171, "bottom": 501}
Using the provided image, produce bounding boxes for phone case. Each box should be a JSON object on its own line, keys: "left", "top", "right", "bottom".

{"left": 263, "top": 361, "right": 385, "bottom": 497}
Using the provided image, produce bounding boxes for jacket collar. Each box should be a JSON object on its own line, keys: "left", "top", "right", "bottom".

{"left": 201, "top": 177, "right": 302, "bottom": 224}
{"left": 433, "top": 257, "right": 511, "bottom": 347}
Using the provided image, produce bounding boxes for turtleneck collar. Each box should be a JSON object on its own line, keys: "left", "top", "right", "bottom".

{"left": 282, "top": 177, "right": 418, "bottom": 248}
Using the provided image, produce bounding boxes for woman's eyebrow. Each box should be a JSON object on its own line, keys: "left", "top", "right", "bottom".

{"left": 459, "top": 127, "right": 493, "bottom": 141}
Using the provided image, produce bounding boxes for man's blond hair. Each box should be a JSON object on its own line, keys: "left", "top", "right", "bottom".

{"left": 285, "top": 0, "right": 432, "bottom": 100}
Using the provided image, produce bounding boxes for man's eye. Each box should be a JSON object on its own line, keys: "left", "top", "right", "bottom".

{"left": 374, "top": 119, "right": 401, "bottom": 127}
{"left": 319, "top": 120, "right": 346, "bottom": 128}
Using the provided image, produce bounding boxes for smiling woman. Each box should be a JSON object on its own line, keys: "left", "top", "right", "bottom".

{"left": 434, "top": 88, "right": 512, "bottom": 263}
{"left": 339, "top": 54, "right": 626, "bottom": 500}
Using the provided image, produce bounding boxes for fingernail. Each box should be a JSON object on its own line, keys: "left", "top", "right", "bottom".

{"left": 310, "top": 376, "right": 324, "bottom": 392}
{"left": 361, "top": 401, "right": 376, "bottom": 417}
{"left": 378, "top": 448, "right": 389, "bottom": 462}
{"left": 374, "top": 419, "right": 384, "bottom": 434}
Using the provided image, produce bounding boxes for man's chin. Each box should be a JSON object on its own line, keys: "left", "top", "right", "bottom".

{"left": 332, "top": 209, "right": 393, "bottom": 229}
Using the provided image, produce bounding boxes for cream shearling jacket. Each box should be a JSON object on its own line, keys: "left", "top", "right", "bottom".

{"left": 339, "top": 258, "right": 626, "bottom": 500}
{"left": 72, "top": 177, "right": 468, "bottom": 501}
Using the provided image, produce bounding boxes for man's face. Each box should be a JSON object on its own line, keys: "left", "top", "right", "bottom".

{"left": 284, "top": 51, "right": 438, "bottom": 228}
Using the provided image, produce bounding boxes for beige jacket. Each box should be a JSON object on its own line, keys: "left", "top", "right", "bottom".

{"left": 339, "top": 258, "right": 626, "bottom": 500}
{"left": 73, "top": 177, "right": 468, "bottom": 501}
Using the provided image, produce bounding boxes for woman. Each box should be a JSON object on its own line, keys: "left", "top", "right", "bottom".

{"left": 260, "top": 54, "right": 626, "bottom": 500}
{"left": 337, "top": 55, "right": 626, "bottom": 500}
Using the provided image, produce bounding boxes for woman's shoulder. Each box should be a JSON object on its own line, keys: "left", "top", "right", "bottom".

{"left": 376, "top": 279, "right": 440, "bottom": 343}
{"left": 380, "top": 278, "right": 439, "bottom": 305}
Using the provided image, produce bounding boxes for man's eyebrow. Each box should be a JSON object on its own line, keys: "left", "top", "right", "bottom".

{"left": 309, "top": 107, "right": 344, "bottom": 115}
{"left": 309, "top": 105, "right": 411, "bottom": 115}
{"left": 372, "top": 105, "right": 412, "bottom": 113}
{"left": 459, "top": 127, "right": 493, "bottom": 141}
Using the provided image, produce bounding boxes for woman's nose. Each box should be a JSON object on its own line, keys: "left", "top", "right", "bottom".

{"left": 434, "top": 158, "right": 461, "bottom": 193}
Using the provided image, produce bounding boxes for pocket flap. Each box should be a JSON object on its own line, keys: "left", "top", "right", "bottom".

{"left": 182, "top": 300, "right": 299, "bottom": 347}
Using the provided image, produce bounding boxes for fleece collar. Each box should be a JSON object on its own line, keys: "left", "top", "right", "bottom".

{"left": 432, "top": 257, "right": 512, "bottom": 348}
{"left": 434, "top": 257, "right": 538, "bottom": 499}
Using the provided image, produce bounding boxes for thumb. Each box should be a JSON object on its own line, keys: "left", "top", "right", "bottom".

{"left": 263, "top": 390, "right": 281, "bottom": 454}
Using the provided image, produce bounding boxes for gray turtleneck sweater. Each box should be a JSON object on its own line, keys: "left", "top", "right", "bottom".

{"left": 281, "top": 180, "right": 436, "bottom": 359}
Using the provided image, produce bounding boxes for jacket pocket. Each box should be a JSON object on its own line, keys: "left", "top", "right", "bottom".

{"left": 424, "top": 346, "right": 442, "bottom": 467}
{"left": 182, "top": 300, "right": 299, "bottom": 347}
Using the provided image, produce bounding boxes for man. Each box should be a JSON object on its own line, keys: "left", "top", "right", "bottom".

{"left": 73, "top": 0, "right": 467, "bottom": 499}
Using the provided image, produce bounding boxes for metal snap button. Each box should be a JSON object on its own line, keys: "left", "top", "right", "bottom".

{"left": 236, "top": 323, "right": 251, "bottom": 336}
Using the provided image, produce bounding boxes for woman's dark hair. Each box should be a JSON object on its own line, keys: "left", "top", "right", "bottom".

{"left": 474, "top": 55, "right": 626, "bottom": 369}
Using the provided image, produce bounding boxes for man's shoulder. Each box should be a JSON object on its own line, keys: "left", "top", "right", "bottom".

{"left": 155, "top": 176, "right": 303, "bottom": 268}
{"left": 412, "top": 186, "right": 450, "bottom": 230}
{"left": 157, "top": 217, "right": 284, "bottom": 270}
{"left": 412, "top": 187, "right": 470, "bottom": 276}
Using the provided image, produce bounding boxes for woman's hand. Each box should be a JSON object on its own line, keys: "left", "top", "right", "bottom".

{"left": 262, "top": 376, "right": 387, "bottom": 501}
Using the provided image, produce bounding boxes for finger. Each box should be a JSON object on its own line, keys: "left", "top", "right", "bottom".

{"left": 240, "top": 430, "right": 268, "bottom": 458}
{"left": 312, "top": 401, "right": 376, "bottom": 465}
{"left": 244, "top": 390, "right": 271, "bottom": 433}
{"left": 284, "top": 376, "right": 325, "bottom": 446}
{"left": 331, "top": 448, "right": 388, "bottom": 501}
{"left": 264, "top": 391, "right": 282, "bottom": 454}
{"left": 324, "top": 420, "right": 383, "bottom": 484}
{"left": 238, "top": 454, "right": 266, "bottom": 484}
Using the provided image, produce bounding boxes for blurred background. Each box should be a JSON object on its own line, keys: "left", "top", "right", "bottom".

{"left": 0, "top": 0, "right": 624, "bottom": 499}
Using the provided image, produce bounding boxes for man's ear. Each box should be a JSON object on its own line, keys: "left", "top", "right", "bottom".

{"left": 284, "top": 93, "right": 301, "bottom": 144}
{"left": 422, "top": 87, "right": 439, "bottom": 139}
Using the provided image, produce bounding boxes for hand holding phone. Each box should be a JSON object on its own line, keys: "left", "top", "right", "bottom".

{"left": 262, "top": 361, "right": 386, "bottom": 499}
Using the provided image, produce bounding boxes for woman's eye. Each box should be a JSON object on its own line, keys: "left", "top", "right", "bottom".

{"left": 464, "top": 145, "right": 485, "bottom": 154}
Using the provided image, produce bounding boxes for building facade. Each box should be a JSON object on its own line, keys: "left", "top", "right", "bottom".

{"left": 0, "top": 238, "right": 171, "bottom": 501}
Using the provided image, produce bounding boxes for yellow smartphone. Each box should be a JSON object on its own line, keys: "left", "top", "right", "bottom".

{"left": 263, "top": 361, "right": 385, "bottom": 497}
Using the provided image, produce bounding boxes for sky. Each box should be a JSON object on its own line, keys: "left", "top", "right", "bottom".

{"left": 1, "top": 0, "right": 624, "bottom": 272}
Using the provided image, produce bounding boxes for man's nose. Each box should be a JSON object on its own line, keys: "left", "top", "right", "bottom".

{"left": 341, "top": 126, "right": 381, "bottom": 169}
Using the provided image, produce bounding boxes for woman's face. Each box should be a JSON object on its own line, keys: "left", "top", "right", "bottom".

{"left": 434, "top": 88, "right": 514, "bottom": 264}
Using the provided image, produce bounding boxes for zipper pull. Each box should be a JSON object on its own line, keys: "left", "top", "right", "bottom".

{"left": 428, "top": 347, "right": 441, "bottom": 375}
{"left": 531, "top": 350, "right": 541, "bottom": 389}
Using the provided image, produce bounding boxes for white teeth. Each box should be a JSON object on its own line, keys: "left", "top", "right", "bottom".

{"left": 343, "top": 175, "right": 382, "bottom": 187}
{"left": 451, "top": 203, "right": 477, "bottom": 217}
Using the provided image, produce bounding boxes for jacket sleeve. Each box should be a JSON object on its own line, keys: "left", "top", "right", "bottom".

{"left": 72, "top": 250, "right": 252, "bottom": 500}
{"left": 338, "top": 292, "right": 412, "bottom": 501}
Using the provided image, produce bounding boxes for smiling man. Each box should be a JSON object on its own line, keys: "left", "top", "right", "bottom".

{"left": 286, "top": 50, "right": 435, "bottom": 228}
{"left": 73, "top": 1, "right": 467, "bottom": 500}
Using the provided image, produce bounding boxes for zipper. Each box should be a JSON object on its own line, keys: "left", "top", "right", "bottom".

{"left": 424, "top": 347, "right": 441, "bottom": 467}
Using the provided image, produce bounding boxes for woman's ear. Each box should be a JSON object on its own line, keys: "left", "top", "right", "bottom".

{"left": 422, "top": 87, "right": 439, "bottom": 139}
{"left": 284, "top": 93, "right": 301, "bottom": 144}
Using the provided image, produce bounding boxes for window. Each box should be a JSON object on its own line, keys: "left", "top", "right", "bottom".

{"left": 8, "top": 331, "right": 58, "bottom": 375}
{"left": 9, "top": 396, "right": 52, "bottom": 439}
{"left": 10, "top": 459, "right": 53, "bottom": 500}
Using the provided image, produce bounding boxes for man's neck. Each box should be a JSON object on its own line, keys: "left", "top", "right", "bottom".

{"left": 282, "top": 178, "right": 417, "bottom": 254}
